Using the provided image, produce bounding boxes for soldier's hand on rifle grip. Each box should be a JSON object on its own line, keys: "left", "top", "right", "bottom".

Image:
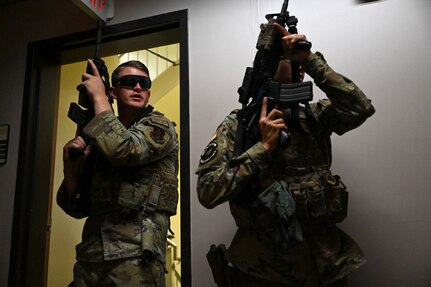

{"left": 63, "top": 136, "right": 92, "bottom": 198}
{"left": 259, "top": 97, "right": 288, "bottom": 152}
{"left": 63, "top": 136, "right": 91, "bottom": 173}
{"left": 273, "top": 23, "right": 311, "bottom": 62}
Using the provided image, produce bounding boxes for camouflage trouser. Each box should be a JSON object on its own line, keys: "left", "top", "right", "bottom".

{"left": 228, "top": 266, "right": 348, "bottom": 287}
{"left": 69, "top": 256, "right": 165, "bottom": 287}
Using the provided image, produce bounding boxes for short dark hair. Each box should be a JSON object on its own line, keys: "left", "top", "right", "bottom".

{"left": 111, "top": 60, "right": 150, "bottom": 85}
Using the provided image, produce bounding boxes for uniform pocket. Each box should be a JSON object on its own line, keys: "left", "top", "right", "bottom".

{"left": 141, "top": 212, "right": 169, "bottom": 263}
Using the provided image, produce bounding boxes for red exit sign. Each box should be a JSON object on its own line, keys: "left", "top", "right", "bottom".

{"left": 72, "top": 0, "right": 114, "bottom": 22}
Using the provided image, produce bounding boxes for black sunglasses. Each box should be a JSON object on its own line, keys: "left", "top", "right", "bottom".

{"left": 115, "top": 75, "right": 152, "bottom": 89}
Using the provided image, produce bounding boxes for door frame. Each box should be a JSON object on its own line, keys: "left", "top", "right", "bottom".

{"left": 9, "top": 9, "right": 190, "bottom": 287}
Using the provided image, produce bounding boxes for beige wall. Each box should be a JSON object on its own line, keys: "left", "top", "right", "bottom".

{"left": 47, "top": 56, "right": 180, "bottom": 287}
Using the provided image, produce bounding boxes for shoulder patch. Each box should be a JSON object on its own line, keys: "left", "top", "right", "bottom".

{"left": 150, "top": 126, "right": 166, "bottom": 144}
{"left": 200, "top": 141, "right": 218, "bottom": 164}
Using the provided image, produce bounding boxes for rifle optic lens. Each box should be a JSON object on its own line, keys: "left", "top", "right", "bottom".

{"left": 115, "top": 75, "right": 152, "bottom": 89}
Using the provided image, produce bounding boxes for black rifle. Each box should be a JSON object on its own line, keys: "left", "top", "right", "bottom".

{"left": 68, "top": 20, "right": 113, "bottom": 129}
{"left": 67, "top": 20, "right": 112, "bottom": 159}
{"left": 234, "top": 0, "right": 313, "bottom": 156}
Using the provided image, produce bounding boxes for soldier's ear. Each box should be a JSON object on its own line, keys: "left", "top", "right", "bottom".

{"left": 110, "top": 86, "right": 117, "bottom": 100}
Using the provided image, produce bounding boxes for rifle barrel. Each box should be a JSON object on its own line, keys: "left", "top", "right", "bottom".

{"left": 95, "top": 20, "right": 103, "bottom": 58}
{"left": 281, "top": 0, "right": 289, "bottom": 14}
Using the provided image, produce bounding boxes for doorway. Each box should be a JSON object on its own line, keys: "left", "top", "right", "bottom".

{"left": 9, "top": 10, "right": 190, "bottom": 287}
{"left": 49, "top": 44, "right": 181, "bottom": 286}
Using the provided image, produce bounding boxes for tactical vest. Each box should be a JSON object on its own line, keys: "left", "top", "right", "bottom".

{"left": 88, "top": 110, "right": 179, "bottom": 217}
{"left": 88, "top": 153, "right": 178, "bottom": 217}
{"left": 233, "top": 105, "right": 348, "bottom": 230}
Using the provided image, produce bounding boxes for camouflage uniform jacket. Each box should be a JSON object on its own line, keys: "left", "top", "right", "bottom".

{"left": 196, "top": 52, "right": 375, "bottom": 286}
{"left": 57, "top": 109, "right": 179, "bottom": 265}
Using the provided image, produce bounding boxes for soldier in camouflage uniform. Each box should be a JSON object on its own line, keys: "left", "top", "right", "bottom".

{"left": 196, "top": 24, "right": 375, "bottom": 286}
{"left": 57, "top": 60, "right": 178, "bottom": 287}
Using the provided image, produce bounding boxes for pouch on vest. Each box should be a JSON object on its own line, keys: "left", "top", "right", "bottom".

{"left": 143, "top": 174, "right": 162, "bottom": 216}
{"left": 117, "top": 180, "right": 147, "bottom": 213}
{"left": 290, "top": 173, "right": 348, "bottom": 224}
{"left": 142, "top": 172, "right": 179, "bottom": 216}
{"left": 323, "top": 174, "right": 348, "bottom": 223}
{"left": 118, "top": 172, "right": 178, "bottom": 216}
